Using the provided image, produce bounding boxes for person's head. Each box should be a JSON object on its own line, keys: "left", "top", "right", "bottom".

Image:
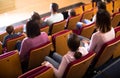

{"left": 50, "top": 3, "right": 59, "bottom": 13}
{"left": 67, "top": 33, "right": 82, "bottom": 59}
{"left": 68, "top": 9, "right": 76, "bottom": 17}
{"left": 31, "top": 12, "right": 41, "bottom": 24}
{"left": 26, "top": 20, "right": 40, "bottom": 38}
{"left": 96, "top": 9, "right": 111, "bottom": 33}
{"left": 6, "top": 25, "right": 14, "bottom": 35}
{"left": 97, "top": 1, "right": 106, "bottom": 10}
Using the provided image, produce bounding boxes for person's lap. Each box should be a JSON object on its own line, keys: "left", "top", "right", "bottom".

{"left": 45, "top": 52, "right": 62, "bottom": 69}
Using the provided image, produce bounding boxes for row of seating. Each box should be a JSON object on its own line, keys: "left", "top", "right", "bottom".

{"left": 75, "top": 0, "right": 120, "bottom": 15}
{"left": 0, "top": 25, "right": 120, "bottom": 77}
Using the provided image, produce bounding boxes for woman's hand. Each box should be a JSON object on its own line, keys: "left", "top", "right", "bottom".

{"left": 82, "top": 39, "right": 90, "bottom": 44}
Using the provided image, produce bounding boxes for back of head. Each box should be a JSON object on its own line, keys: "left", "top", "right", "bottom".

{"left": 97, "top": 1, "right": 106, "bottom": 10}
{"left": 69, "top": 9, "right": 76, "bottom": 17}
{"left": 6, "top": 25, "right": 14, "bottom": 35}
{"left": 67, "top": 33, "right": 82, "bottom": 59}
{"left": 51, "top": 3, "right": 59, "bottom": 12}
{"left": 31, "top": 12, "right": 41, "bottom": 21}
{"left": 26, "top": 20, "right": 40, "bottom": 38}
{"left": 96, "top": 9, "right": 111, "bottom": 33}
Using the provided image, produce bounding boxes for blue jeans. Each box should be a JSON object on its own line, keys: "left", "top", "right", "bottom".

{"left": 76, "top": 19, "right": 93, "bottom": 29}
{"left": 45, "top": 53, "right": 62, "bottom": 69}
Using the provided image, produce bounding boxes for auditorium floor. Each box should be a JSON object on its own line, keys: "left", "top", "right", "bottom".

{"left": 0, "top": 0, "right": 91, "bottom": 33}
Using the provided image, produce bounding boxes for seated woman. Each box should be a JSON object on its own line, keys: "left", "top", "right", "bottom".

{"left": 23, "top": 12, "right": 46, "bottom": 32}
{"left": 76, "top": 1, "right": 106, "bottom": 29}
{"left": 43, "top": 33, "right": 88, "bottom": 78}
{"left": 31, "top": 12, "right": 47, "bottom": 28}
{"left": 83, "top": 9, "right": 115, "bottom": 54}
{"left": 19, "top": 20, "right": 49, "bottom": 65}
{"left": 2, "top": 25, "right": 20, "bottom": 48}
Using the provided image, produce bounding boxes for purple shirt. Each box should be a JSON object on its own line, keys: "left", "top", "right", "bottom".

{"left": 19, "top": 32, "right": 49, "bottom": 62}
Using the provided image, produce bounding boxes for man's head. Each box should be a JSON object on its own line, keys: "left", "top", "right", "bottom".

{"left": 50, "top": 3, "right": 59, "bottom": 13}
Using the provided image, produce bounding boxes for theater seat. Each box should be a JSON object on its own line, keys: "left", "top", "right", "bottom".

{"left": 14, "top": 25, "right": 24, "bottom": 33}
{"left": 114, "top": 26, "right": 120, "bottom": 37}
{"left": 80, "top": 9, "right": 94, "bottom": 21}
{"left": 18, "top": 66, "right": 55, "bottom": 78}
{"left": 6, "top": 33, "right": 26, "bottom": 52}
{"left": 0, "top": 50, "right": 22, "bottom": 78}
{"left": 63, "top": 52, "right": 96, "bottom": 78}
{"left": 74, "top": 6, "right": 83, "bottom": 15}
{"left": 111, "top": 12, "right": 120, "bottom": 28}
{"left": 106, "top": 2, "right": 113, "bottom": 15}
{"left": 73, "top": 23, "right": 95, "bottom": 38}
{"left": 52, "top": 30, "right": 72, "bottom": 56}
{"left": 112, "top": 35, "right": 120, "bottom": 58}
{"left": 83, "top": 3, "right": 93, "bottom": 11}
{"left": 0, "top": 32, "right": 7, "bottom": 42}
{"left": 0, "top": 42, "right": 2, "bottom": 54}
{"left": 66, "top": 15, "right": 81, "bottom": 30}
{"left": 28, "top": 41, "right": 52, "bottom": 70}
{"left": 49, "top": 20, "right": 66, "bottom": 35}
{"left": 113, "top": 0, "right": 120, "bottom": 13}
{"left": 40, "top": 26, "right": 49, "bottom": 34}
{"left": 93, "top": 35, "right": 120, "bottom": 68}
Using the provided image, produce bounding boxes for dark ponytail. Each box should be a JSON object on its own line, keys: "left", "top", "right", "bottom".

{"left": 74, "top": 51, "right": 82, "bottom": 59}
{"left": 67, "top": 33, "right": 82, "bottom": 59}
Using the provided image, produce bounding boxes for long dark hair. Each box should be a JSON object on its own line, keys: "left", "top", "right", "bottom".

{"left": 96, "top": 9, "right": 111, "bottom": 33}
{"left": 67, "top": 33, "right": 82, "bottom": 59}
{"left": 26, "top": 20, "right": 40, "bottom": 38}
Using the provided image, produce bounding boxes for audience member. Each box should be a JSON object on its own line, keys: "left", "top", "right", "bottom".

{"left": 19, "top": 20, "right": 49, "bottom": 65}
{"left": 2, "top": 25, "right": 20, "bottom": 48}
{"left": 83, "top": 9, "right": 115, "bottom": 54}
{"left": 44, "top": 3, "right": 64, "bottom": 26}
{"left": 43, "top": 33, "right": 88, "bottom": 78}
{"left": 31, "top": 12, "right": 46, "bottom": 28}
{"left": 77, "top": 1, "right": 106, "bottom": 29}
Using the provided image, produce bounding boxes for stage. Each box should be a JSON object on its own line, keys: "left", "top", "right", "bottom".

{"left": 0, "top": 0, "right": 90, "bottom": 33}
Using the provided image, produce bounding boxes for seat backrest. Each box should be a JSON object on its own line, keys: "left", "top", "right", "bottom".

{"left": 106, "top": 2, "right": 113, "bottom": 15}
{"left": 83, "top": 3, "right": 93, "bottom": 11}
{"left": 80, "top": 9, "right": 94, "bottom": 21}
{"left": 18, "top": 66, "right": 55, "bottom": 78}
{"left": 28, "top": 42, "right": 52, "bottom": 70}
{"left": 114, "top": 26, "right": 120, "bottom": 37}
{"left": 67, "top": 15, "right": 81, "bottom": 30}
{"left": 0, "top": 32, "right": 7, "bottom": 42}
{"left": 79, "top": 23, "right": 95, "bottom": 38}
{"left": 74, "top": 6, "right": 83, "bottom": 15}
{"left": 0, "top": 42, "right": 2, "bottom": 54}
{"left": 40, "top": 26, "right": 49, "bottom": 34}
{"left": 111, "top": 12, "right": 120, "bottom": 28}
{"left": 50, "top": 20, "right": 66, "bottom": 35}
{"left": 6, "top": 33, "right": 26, "bottom": 51}
{"left": 112, "top": 35, "right": 120, "bottom": 58}
{"left": 0, "top": 50, "right": 22, "bottom": 78}
{"left": 63, "top": 52, "right": 96, "bottom": 78}
{"left": 14, "top": 25, "right": 24, "bottom": 33}
{"left": 94, "top": 36, "right": 120, "bottom": 68}
{"left": 52, "top": 30, "right": 72, "bottom": 56}
{"left": 114, "top": 0, "right": 120, "bottom": 12}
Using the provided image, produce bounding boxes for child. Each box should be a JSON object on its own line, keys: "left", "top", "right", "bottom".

{"left": 43, "top": 33, "right": 88, "bottom": 78}
{"left": 3, "top": 25, "right": 20, "bottom": 48}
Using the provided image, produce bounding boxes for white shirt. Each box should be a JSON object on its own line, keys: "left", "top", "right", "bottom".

{"left": 45, "top": 13, "right": 64, "bottom": 26}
